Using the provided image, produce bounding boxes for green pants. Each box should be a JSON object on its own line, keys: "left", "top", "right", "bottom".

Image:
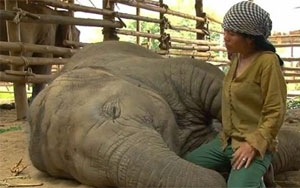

{"left": 184, "top": 136, "right": 272, "bottom": 188}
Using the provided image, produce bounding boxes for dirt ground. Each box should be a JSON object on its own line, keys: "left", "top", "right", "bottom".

{"left": 0, "top": 103, "right": 299, "bottom": 188}
{"left": 0, "top": 107, "right": 92, "bottom": 188}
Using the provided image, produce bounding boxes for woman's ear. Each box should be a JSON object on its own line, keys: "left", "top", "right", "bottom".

{"left": 246, "top": 37, "right": 255, "bottom": 48}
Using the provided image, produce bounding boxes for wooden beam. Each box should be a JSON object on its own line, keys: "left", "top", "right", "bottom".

{"left": 169, "top": 25, "right": 206, "bottom": 35}
{"left": 269, "top": 34, "right": 300, "bottom": 39}
{"left": 206, "top": 15, "right": 222, "bottom": 25}
{"left": 284, "top": 73, "right": 300, "bottom": 77}
{"left": 285, "top": 79, "right": 300, "bottom": 84}
{"left": 137, "top": 0, "right": 160, "bottom": 6}
{"left": 116, "top": 29, "right": 219, "bottom": 45}
{"left": 274, "top": 43, "right": 300, "bottom": 47}
{"left": 0, "top": 10, "right": 123, "bottom": 28}
{"left": 112, "top": 0, "right": 206, "bottom": 23}
{"left": 170, "top": 44, "right": 227, "bottom": 52}
{"left": 0, "top": 55, "right": 69, "bottom": 66}
{"left": 0, "top": 71, "right": 54, "bottom": 83}
{"left": 156, "top": 49, "right": 217, "bottom": 58}
{"left": 170, "top": 36, "right": 218, "bottom": 46}
{"left": 136, "top": 7, "right": 141, "bottom": 45}
{"left": 282, "top": 57, "right": 300, "bottom": 61}
{"left": 283, "top": 66, "right": 300, "bottom": 71}
{"left": 209, "top": 28, "right": 224, "bottom": 34}
{"left": 30, "top": 0, "right": 162, "bottom": 23}
{"left": 0, "top": 41, "right": 78, "bottom": 56}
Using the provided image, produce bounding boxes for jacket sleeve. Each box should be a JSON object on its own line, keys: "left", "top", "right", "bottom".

{"left": 245, "top": 55, "right": 287, "bottom": 158}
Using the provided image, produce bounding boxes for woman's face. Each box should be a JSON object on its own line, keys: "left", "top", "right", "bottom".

{"left": 224, "top": 30, "right": 253, "bottom": 54}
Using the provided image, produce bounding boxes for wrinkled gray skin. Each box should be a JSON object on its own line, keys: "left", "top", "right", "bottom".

{"left": 0, "top": 2, "right": 80, "bottom": 98}
{"left": 29, "top": 41, "right": 226, "bottom": 188}
{"left": 264, "top": 128, "right": 300, "bottom": 188}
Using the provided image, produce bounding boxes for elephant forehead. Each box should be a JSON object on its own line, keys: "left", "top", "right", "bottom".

{"left": 55, "top": 67, "right": 160, "bottom": 105}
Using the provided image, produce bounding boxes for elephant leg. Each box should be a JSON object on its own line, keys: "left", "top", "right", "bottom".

{"left": 30, "top": 61, "right": 52, "bottom": 99}
{"left": 264, "top": 164, "right": 281, "bottom": 188}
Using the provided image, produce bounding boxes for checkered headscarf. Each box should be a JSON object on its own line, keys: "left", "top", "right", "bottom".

{"left": 222, "top": 1, "right": 272, "bottom": 39}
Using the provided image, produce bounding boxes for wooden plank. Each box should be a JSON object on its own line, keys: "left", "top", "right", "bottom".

{"left": 0, "top": 10, "right": 123, "bottom": 28}
{"left": 274, "top": 43, "right": 300, "bottom": 47}
{"left": 283, "top": 67, "right": 300, "bottom": 71}
{"left": 0, "top": 55, "right": 69, "bottom": 66}
{"left": 116, "top": 29, "right": 219, "bottom": 45}
{"left": 285, "top": 79, "right": 300, "bottom": 84}
{"left": 171, "top": 44, "right": 226, "bottom": 52}
{"left": 156, "top": 49, "right": 217, "bottom": 58}
{"left": 112, "top": 0, "right": 205, "bottom": 23}
{"left": 31, "top": 0, "right": 162, "bottom": 23}
{"left": 269, "top": 34, "right": 300, "bottom": 39}
{"left": 0, "top": 71, "right": 54, "bottom": 84}
{"left": 0, "top": 41, "right": 78, "bottom": 56}
{"left": 284, "top": 73, "right": 300, "bottom": 77}
{"left": 282, "top": 57, "right": 300, "bottom": 61}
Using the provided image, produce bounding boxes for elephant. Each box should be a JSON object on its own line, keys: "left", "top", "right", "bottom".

{"left": 0, "top": 1, "right": 80, "bottom": 99}
{"left": 28, "top": 41, "right": 226, "bottom": 188}
{"left": 28, "top": 41, "right": 300, "bottom": 187}
{"left": 264, "top": 127, "right": 300, "bottom": 188}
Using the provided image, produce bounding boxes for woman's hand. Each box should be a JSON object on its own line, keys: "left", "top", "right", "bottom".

{"left": 232, "top": 142, "right": 257, "bottom": 170}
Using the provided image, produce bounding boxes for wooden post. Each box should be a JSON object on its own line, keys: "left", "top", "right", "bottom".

{"left": 159, "top": 0, "right": 164, "bottom": 37}
{"left": 147, "top": 30, "right": 150, "bottom": 49}
{"left": 159, "top": 0, "right": 169, "bottom": 50}
{"left": 136, "top": 7, "right": 141, "bottom": 45}
{"left": 103, "top": 0, "right": 119, "bottom": 41}
{"left": 68, "top": 0, "right": 74, "bottom": 42}
{"left": 5, "top": 0, "right": 28, "bottom": 120}
{"left": 195, "top": 0, "right": 205, "bottom": 40}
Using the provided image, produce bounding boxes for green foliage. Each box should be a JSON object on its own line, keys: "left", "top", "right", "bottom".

{"left": 166, "top": 17, "right": 196, "bottom": 39}
{"left": 0, "top": 93, "right": 14, "bottom": 100}
{"left": 125, "top": 20, "right": 160, "bottom": 50}
{"left": 287, "top": 97, "right": 300, "bottom": 109}
{"left": 0, "top": 126, "right": 22, "bottom": 134}
{"left": 207, "top": 22, "right": 222, "bottom": 41}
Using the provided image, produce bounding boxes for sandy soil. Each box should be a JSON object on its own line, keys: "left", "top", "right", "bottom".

{"left": 0, "top": 107, "right": 92, "bottom": 188}
{"left": 0, "top": 105, "right": 299, "bottom": 188}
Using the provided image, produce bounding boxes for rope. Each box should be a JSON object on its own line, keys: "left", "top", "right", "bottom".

{"left": 19, "top": 42, "right": 27, "bottom": 57}
{"left": 20, "top": 56, "right": 30, "bottom": 67}
{"left": 159, "top": 33, "right": 171, "bottom": 50}
{"left": 206, "top": 51, "right": 212, "bottom": 61}
{"left": 162, "top": 17, "right": 170, "bottom": 29}
{"left": 114, "top": 13, "right": 127, "bottom": 28}
{"left": 12, "top": 7, "right": 40, "bottom": 24}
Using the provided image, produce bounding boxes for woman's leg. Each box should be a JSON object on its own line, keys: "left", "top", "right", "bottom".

{"left": 227, "top": 153, "right": 273, "bottom": 188}
{"left": 183, "top": 136, "right": 231, "bottom": 171}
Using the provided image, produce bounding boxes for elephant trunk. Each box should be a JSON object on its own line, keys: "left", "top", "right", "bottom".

{"left": 105, "top": 129, "right": 226, "bottom": 188}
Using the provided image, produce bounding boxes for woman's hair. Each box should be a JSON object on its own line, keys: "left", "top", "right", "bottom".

{"left": 241, "top": 33, "right": 284, "bottom": 66}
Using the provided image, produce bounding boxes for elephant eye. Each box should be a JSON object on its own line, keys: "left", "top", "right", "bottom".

{"left": 102, "top": 99, "right": 121, "bottom": 122}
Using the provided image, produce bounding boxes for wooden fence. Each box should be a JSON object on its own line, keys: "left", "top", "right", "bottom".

{"left": 0, "top": 0, "right": 299, "bottom": 119}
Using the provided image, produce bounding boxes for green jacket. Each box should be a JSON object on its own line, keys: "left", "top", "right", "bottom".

{"left": 220, "top": 51, "right": 287, "bottom": 158}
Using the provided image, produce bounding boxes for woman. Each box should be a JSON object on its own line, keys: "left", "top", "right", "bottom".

{"left": 184, "top": 1, "right": 287, "bottom": 188}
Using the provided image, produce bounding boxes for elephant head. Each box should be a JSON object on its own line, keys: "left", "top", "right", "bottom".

{"left": 28, "top": 41, "right": 226, "bottom": 188}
